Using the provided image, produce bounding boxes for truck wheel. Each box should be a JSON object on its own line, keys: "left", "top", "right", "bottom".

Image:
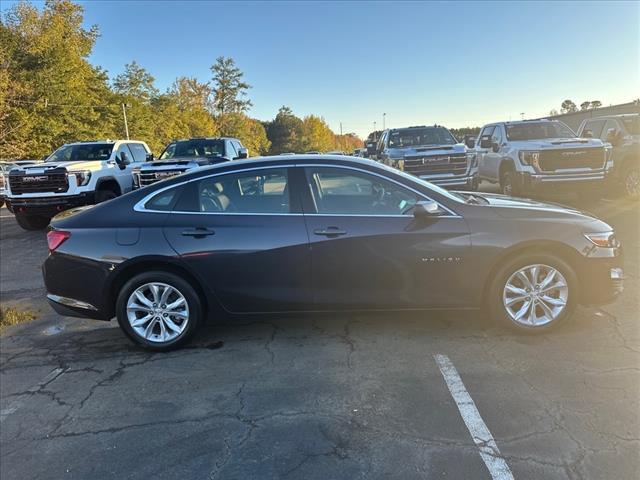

{"left": 0, "top": 198, "right": 4, "bottom": 209}
{"left": 488, "top": 252, "right": 577, "bottom": 333}
{"left": 501, "top": 169, "right": 520, "bottom": 196}
{"left": 95, "top": 190, "right": 117, "bottom": 203}
{"left": 622, "top": 164, "right": 640, "bottom": 199}
{"left": 15, "top": 214, "right": 50, "bottom": 231}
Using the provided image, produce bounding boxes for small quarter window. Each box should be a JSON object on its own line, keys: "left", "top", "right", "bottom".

{"left": 145, "top": 187, "right": 180, "bottom": 211}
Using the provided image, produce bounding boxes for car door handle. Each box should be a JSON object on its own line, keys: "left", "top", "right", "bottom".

{"left": 181, "top": 228, "right": 215, "bottom": 237}
{"left": 314, "top": 227, "right": 347, "bottom": 237}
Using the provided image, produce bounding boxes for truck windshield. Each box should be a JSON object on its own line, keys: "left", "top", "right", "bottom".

{"left": 159, "top": 139, "right": 225, "bottom": 159}
{"left": 388, "top": 128, "right": 457, "bottom": 148}
{"left": 46, "top": 144, "right": 114, "bottom": 162}
{"left": 621, "top": 116, "right": 639, "bottom": 135}
{"left": 505, "top": 122, "right": 576, "bottom": 141}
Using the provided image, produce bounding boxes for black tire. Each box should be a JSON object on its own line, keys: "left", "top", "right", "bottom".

{"left": 488, "top": 252, "right": 577, "bottom": 333}
{"left": 116, "top": 271, "right": 203, "bottom": 351}
{"left": 15, "top": 213, "right": 50, "bottom": 231}
{"left": 0, "top": 198, "right": 4, "bottom": 208}
{"left": 621, "top": 163, "right": 640, "bottom": 199}
{"left": 95, "top": 189, "right": 118, "bottom": 203}
{"left": 500, "top": 168, "right": 520, "bottom": 196}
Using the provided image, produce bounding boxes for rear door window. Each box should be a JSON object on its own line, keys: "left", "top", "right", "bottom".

{"left": 582, "top": 119, "right": 605, "bottom": 138}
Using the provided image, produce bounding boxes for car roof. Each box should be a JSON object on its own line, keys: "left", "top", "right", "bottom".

{"left": 63, "top": 140, "right": 146, "bottom": 146}
{"left": 583, "top": 114, "right": 639, "bottom": 120}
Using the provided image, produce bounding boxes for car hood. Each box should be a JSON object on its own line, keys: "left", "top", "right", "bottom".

{"left": 466, "top": 192, "right": 611, "bottom": 230}
{"left": 507, "top": 137, "right": 604, "bottom": 149}
{"left": 388, "top": 143, "right": 467, "bottom": 159}
{"left": 14, "top": 161, "right": 106, "bottom": 172}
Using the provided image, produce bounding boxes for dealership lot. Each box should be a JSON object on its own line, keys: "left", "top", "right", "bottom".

{"left": 1, "top": 189, "right": 638, "bottom": 479}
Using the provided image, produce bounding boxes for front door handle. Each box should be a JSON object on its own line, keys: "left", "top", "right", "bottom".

{"left": 181, "top": 227, "right": 215, "bottom": 238}
{"left": 314, "top": 227, "right": 347, "bottom": 237}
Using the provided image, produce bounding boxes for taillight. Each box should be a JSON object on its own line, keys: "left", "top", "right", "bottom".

{"left": 47, "top": 230, "right": 71, "bottom": 252}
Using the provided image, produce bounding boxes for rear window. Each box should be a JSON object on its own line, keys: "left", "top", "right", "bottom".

{"left": 46, "top": 144, "right": 114, "bottom": 163}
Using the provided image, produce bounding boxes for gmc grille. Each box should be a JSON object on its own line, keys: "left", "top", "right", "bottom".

{"left": 9, "top": 172, "right": 69, "bottom": 194}
{"left": 403, "top": 154, "right": 468, "bottom": 176}
{"left": 138, "top": 170, "right": 186, "bottom": 187}
{"left": 538, "top": 147, "right": 606, "bottom": 172}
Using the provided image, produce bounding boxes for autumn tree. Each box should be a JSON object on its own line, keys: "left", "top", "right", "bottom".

{"left": 265, "top": 106, "right": 304, "bottom": 154}
{"left": 210, "top": 56, "right": 252, "bottom": 126}
{"left": 300, "top": 115, "right": 335, "bottom": 152}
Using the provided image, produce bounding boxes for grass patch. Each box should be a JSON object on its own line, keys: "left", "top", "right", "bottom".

{"left": 0, "top": 306, "right": 37, "bottom": 332}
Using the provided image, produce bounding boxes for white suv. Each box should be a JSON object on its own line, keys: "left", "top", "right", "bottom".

{"left": 5, "top": 140, "right": 151, "bottom": 230}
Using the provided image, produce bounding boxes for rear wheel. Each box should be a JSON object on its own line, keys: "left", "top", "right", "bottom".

{"left": 15, "top": 213, "right": 50, "bottom": 231}
{"left": 116, "top": 271, "right": 202, "bottom": 351}
{"left": 488, "top": 253, "right": 577, "bottom": 333}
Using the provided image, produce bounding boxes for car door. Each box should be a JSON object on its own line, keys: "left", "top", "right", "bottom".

{"left": 113, "top": 143, "right": 139, "bottom": 193}
{"left": 300, "top": 166, "right": 471, "bottom": 309}
{"left": 483, "top": 124, "right": 504, "bottom": 178}
{"left": 162, "top": 166, "right": 312, "bottom": 313}
{"left": 476, "top": 126, "right": 495, "bottom": 180}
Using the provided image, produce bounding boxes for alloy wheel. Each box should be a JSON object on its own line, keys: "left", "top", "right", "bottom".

{"left": 502, "top": 264, "right": 568, "bottom": 327}
{"left": 625, "top": 168, "right": 640, "bottom": 198}
{"left": 126, "top": 282, "right": 189, "bottom": 343}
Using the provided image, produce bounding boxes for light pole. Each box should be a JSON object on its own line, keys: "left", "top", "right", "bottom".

{"left": 373, "top": 121, "right": 377, "bottom": 140}
{"left": 520, "top": 112, "right": 525, "bottom": 121}
{"left": 383, "top": 113, "right": 386, "bottom": 130}
{"left": 122, "top": 103, "right": 131, "bottom": 140}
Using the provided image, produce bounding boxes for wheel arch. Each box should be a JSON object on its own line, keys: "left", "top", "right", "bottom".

{"left": 96, "top": 177, "right": 122, "bottom": 195}
{"left": 105, "top": 256, "right": 220, "bottom": 320}
{"left": 498, "top": 158, "right": 516, "bottom": 183}
{"left": 481, "top": 240, "right": 583, "bottom": 306}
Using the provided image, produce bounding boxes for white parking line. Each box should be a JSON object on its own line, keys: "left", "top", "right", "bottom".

{"left": 0, "top": 367, "right": 66, "bottom": 422}
{"left": 434, "top": 354, "right": 514, "bottom": 480}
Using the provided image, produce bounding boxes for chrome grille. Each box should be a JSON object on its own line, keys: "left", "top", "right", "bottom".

{"left": 538, "top": 148, "right": 606, "bottom": 172}
{"left": 138, "top": 170, "right": 186, "bottom": 187}
{"left": 403, "top": 154, "right": 468, "bottom": 176}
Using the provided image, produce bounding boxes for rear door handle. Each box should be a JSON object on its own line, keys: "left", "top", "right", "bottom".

{"left": 313, "top": 227, "right": 347, "bottom": 237}
{"left": 181, "top": 227, "right": 215, "bottom": 238}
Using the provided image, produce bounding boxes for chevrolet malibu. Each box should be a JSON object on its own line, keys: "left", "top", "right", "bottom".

{"left": 43, "top": 155, "right": 623, "bottom": 350}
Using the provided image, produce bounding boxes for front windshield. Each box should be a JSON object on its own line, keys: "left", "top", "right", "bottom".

{"left": 159, "top": 139, "right": 225, "bottom": 159}
{"left": 46, "top": 144, "right": 114, "bottom": 162}
{"left": 505, "top": 121, "right": 576, "bottom": 141}
{"left": 388, "top": 127, "right": 457, "bottom": 148}
{"left": 622, "top": 116, "right": 639, "bottom": 135}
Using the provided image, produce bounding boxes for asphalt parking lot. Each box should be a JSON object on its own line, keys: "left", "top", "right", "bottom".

{"left": 1, "top": 187, "right": 638, "bottom": 480}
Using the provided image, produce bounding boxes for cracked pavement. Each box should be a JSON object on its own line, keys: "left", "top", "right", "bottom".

{"left": 1, "top": 192, "right": 638, "bottom": 479}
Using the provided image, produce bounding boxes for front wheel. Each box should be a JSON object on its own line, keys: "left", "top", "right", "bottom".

{"left": 15, "top": 213, "right": 50, "bottom": 231}
{"left": 95, "top": 189, "right": 118, "bottom": 203}
{"left": 621, "top": 164, "right": 640, "bottom": 199}
{"left": 116, "top": 271, "right": 202, "bottom": 351}
{"left": 500, "top": 169, "right": 520, "bottom": 196}
{"left": 488, "top": 253, "right": 577, "bottom": 333}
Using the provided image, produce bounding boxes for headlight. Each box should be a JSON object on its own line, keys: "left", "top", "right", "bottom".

{"left": 584, "top": 231, "right": 619, "bottom": 248}
{"left": 468, "top": 152, "right": 477, "bottom": 167}
{"left": 70, "top": 170, "right": 91, "bottom": 187}
{"left": 132, "top": 168, "right": 141, "bottom": 187}
{"left": 518, "top": 151, "right": 540, "bottom": 165}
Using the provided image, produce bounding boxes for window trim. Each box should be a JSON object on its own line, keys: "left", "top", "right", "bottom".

{"left": 134, "top": 163, "right": 460, "bottom": 218}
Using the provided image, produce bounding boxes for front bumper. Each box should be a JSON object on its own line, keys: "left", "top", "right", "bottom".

{"left": 6, "top": 192, "right": 95, "bottom": 216}
{"left": 419, "top": 173, "right": 478, "bottom": 190}
{"left": 578, "top": 245, "right": 624, "bottom": 306}
{"left": 515, "top": 171, "right": 607, "bottom": 193}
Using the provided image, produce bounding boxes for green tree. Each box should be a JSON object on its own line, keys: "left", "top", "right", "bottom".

{"left": 300, "top": 115, "right": 335, "bottom": 152}
{"left": 561, "top": 99, "right": 577, "bottom": 114}
{"left": 167, "top": 77, "right": 217, "bottom": 138}
{"left": 265, "top": 106, "right": 304, "bottom": 154}
{"left": 590, "top": 100, "right": 602, "bottom": 109}
{"left": 210, "top": 56, "right": 252, "bottom": 120}
{"left": 0, "top": 0, "right": 117, "bottom": 159}
{"left": 580, "top": 101, "right": 591, "bottom": 110}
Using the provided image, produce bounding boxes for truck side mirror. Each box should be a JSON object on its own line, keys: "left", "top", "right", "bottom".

{"left": 491, "top": 142, "right": 500, "bottom": 153}
{"left": 237, "top": 147, "right": 249, "bottom": 159}
{"left": 146, "top": 153, "right": 154, "bottom": 161}
{"left": 465, "top": 137, "right": 476, "bottom": 149}
{"left": 584, "top": 129, "right": 593, "bottom": 138}
{"left": 117, "top": 151, "right": 130, "bottom": 169}
{"left": 479, "top": 136, "right": 492, "bottom": 149}
{"left": 606, "top": 128, "right": 619, "bottom": 146}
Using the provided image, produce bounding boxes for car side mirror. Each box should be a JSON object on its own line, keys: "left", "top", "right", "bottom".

{"left": 413, "top": 200, "right": 440, "bottom": 218}
{"left": 479, "top": 136, "right": 492, "bottom": 149}
{"left": 146, "top": 153, "right": 154, "bottom": 161}
{"left": 237, "top": 147, "right": 249, "bottom": 159}
{"left": 465, "top": 137, "right": 476, "bottom": 149}
{"left": 584, "top": 129, "right": 593, "bottom": 138}
{"left": 491, "top": 142, "right": 500, "bottom": 153}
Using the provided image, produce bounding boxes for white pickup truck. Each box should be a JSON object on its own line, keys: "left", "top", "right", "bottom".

{"left": 5, "top": 140, "right": 151, "bottom": 230}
